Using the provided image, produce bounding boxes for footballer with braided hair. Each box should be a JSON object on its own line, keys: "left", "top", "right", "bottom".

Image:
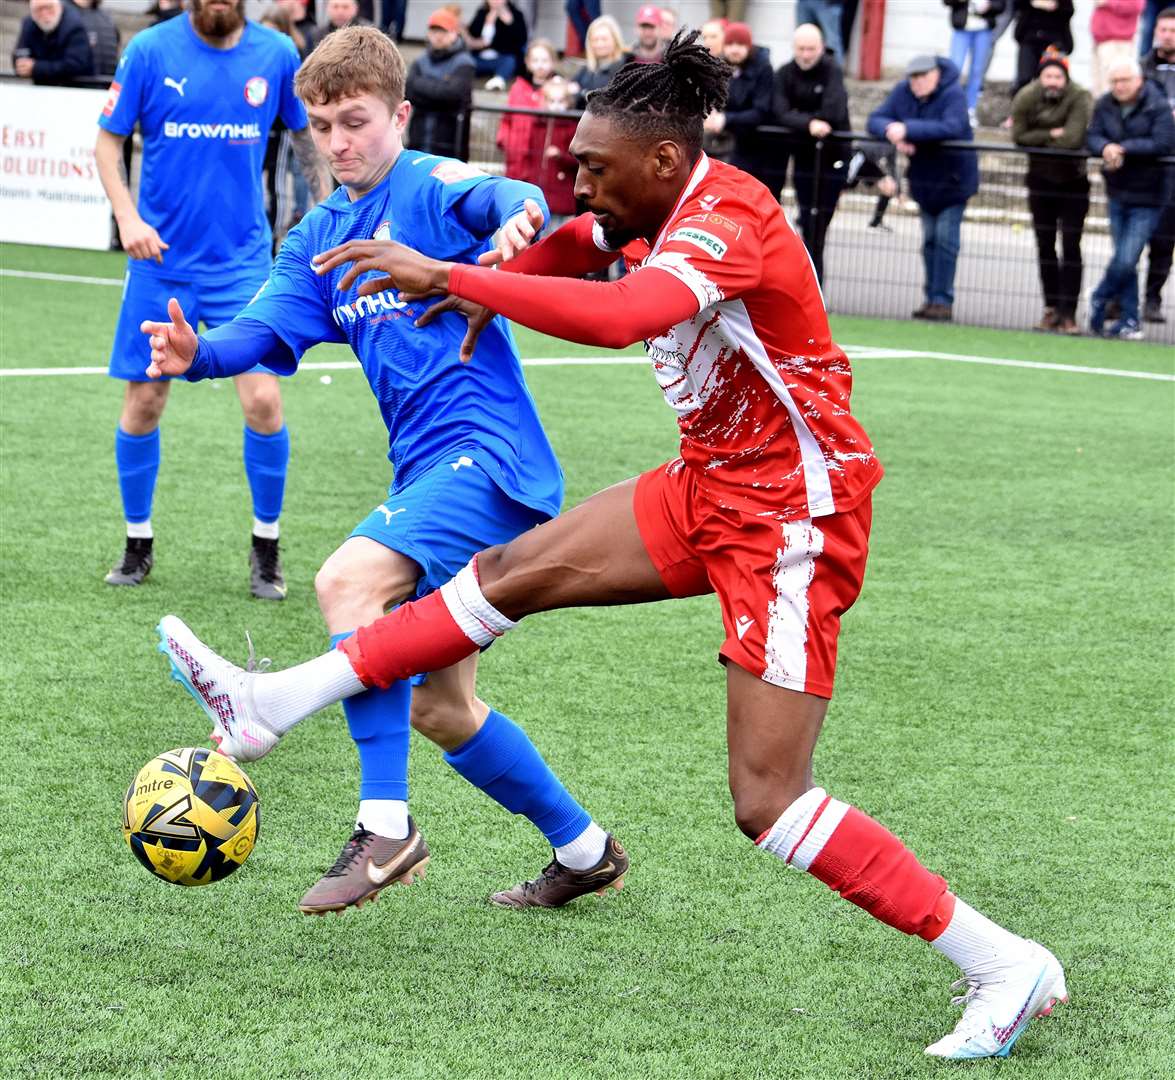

{"left": 160, "top": 29, "right": 1067, "bottom": 1061}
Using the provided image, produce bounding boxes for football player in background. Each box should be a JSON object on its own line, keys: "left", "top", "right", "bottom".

{"left": 157, "top": 32, "right": 1067, "bottom": 1060}
{"left": 96, "top": 0, "right": 330, "bottom": 597}
{"left": 144, "top": 28, "right": 626, "bottom": 916}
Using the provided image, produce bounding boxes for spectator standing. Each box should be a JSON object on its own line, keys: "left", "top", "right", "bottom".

{"left": 659, "top": 6, "right": 679, "bottom": 45}
{"left": 146, "top": 0, "right": 184, "bottom": 24}
{"left": 1139, "top": 0, "right": 1165, "bottom": 55}
{"left": 796, "top": 1, "right": 844, "bottom": 62}
{"left": 465, "top": 0, "right": 528, "bottom": 92}
{"left": 774, "top": 22, "right": 851, "bottom": 282}
{"left": 71, "top": 0, "right": 119, "bottom": 78}
{"left": 1086, "top": 58, "right": 1175, "bottom": 337}
{"left": 631, "top": 5, "right": 665, "bottom": 64}
{"left": 12, "top": 0, "right": 93, "bottom": 85}
{"left": 498, "top": 39, "right": 559, "bottom": 182}
{"left": 704, "top": 24, "right": 777, "bottom": 191}
{"left": 868, "top": 55, "right": 978, "bottom": 321}
{"left": 1140, "top": 5, "right": 1175, "bottom": 321}
{"left": 566, "top": 1, "right": 601, "bottom": 56}
{"left": 321, "top": 0, "right": 370, "bottom": 36}
{"left": 1012, "top": 0, "right": 1075, "bottom": 92}
{"left": 377, "top": 0, "right": 409, "bottom": 41}
{"left": 407, "top": 7, "right": 475, "bottom": 160}
{"left": 1012, "top": 49, "right": 1092, "bottom": 333}
{"left": 701, "top": 17, "right": 726, "bottom": 56}
{"left": 709, "top": 0, "right": 745, "bottom": 19}
{"left": 275, "top": 0, "right": 319, "bottom": 55}
{"left": 569, "top": 15, "right": 630, "bottom": 109}
{"left": 261, "top": 5, "right": 312, "bottom": 248}
{"left": 535, "top": 76, "right": 579, "bottom": 218}
{"left": 945, "top": 1, "right": 1007, "bottom": 126}
{"left": 1091, "top": 1, "right": 1146, "bottom": 94}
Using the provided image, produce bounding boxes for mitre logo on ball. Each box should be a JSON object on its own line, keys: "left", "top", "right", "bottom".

{"left": 244, "top": 76, "right": 268, "bottom": 107}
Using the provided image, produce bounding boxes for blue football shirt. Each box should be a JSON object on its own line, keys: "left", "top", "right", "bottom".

{"left": 98, "top": 16, "right": 306, "bottom": 284}
{"left": 241, "top": 152, "right": 564, "bottom": 517}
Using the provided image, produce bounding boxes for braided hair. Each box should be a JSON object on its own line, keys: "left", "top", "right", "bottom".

{"left": 585, "top": 29, "right": 732, "bottom": 158}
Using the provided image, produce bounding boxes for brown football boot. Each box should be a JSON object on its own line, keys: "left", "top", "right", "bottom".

{"left": 298, "top": 818, "right": 429, "bottom": 915}
{"left": 490, "top": 834, "right": 628, "bottom": 909}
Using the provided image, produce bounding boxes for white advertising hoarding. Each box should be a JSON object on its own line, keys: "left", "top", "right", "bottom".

{"left": 0, "top": 82, "right": 111, "bottom": 251}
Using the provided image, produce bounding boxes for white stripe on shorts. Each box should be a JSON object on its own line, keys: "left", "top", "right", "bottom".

{"left": 763, "top": 520, "right": 825, "bottom": 690}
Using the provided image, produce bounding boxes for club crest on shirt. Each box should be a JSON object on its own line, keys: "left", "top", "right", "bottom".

{"left": 374, "top": 221, "right": 392, "bottom": 241}
{"left": 244, "top": 76, "right": 268, "bottom": 107}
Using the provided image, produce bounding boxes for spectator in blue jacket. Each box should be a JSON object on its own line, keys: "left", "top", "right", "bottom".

{"left": 12, "top": 0, "right": 94, "bottom": 85}
{"left": 1086, "top": 57, "right": 1175, "bottom": 337}
{"left": 868, "top": 55, "right": 978, "bottom": 321}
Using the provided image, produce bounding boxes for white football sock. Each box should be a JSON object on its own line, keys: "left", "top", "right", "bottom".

{"left": 252, "top": 517, "right": 279, "bottom": 540}
{"left": 931, "top": 897, "right": 1028, "bottom": 977}
{"left": 439, "top": 558, "right": 517, "bottom": 646}
{"left": 253, "top": 649, "right": 365, "bottom": 734}
{"left": 126, "top": 520, "right": 153, "bottom": 539}
{"left": 554, "top": 820, "right": 607, "bottom": 870}
{"left": 356, "top": 799, "right": 409, "bottom": 840}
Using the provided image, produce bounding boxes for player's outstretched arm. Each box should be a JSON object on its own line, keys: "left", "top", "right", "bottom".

{"left": 313, "top": 239, "right": 451, "bottom": 297}
{"left": 141, "top": 298, "right": 197, "bottom": 378}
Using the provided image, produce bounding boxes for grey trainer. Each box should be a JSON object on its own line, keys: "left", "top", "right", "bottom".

{"left": 249, "top": 535, "right": 287, "bottom": 600}
{"left": 105, "top": 537, "right": 154, "bottom": 586}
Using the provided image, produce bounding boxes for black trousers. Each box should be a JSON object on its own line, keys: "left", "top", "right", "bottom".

{"left": 792, "top": 145, "right": 846, "bottom": 285}
{"left": 1144, "top": 198, "right": 1175, "bottom": 306}
{"left": 1028, "top": 181, "right": 1089, "bottom": 318}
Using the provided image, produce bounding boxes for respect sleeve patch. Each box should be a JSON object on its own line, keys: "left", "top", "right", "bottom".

{"left": 666, "top": 226, "right": 729, "bottom": 260}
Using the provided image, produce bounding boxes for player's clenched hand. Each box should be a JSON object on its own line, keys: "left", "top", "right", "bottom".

{"left": 117, "top": 212, "right": 170, "bottom": 264}
{"left": 312, "top": 239, "right": 451, "bottom": 297}
{"left": 140, "top": 297, "right": 197, "bottom": 378}
{"left": 479, "top": 198, "right": 546, "bottom": 267}
{"left": 414, "top": 295, "right": 494, "bottom": 363}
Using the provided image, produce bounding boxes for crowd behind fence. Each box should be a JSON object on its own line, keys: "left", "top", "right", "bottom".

{"left": 462, "top": 102, "right": 1175, "bottom": 345}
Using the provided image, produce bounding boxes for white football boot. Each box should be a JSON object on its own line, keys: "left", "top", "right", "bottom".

{"left": 156, "top": 615, "right": 280, "bottom": 762}
{"left": 926, "top": 941, "right": 1067, "bottom": 1060}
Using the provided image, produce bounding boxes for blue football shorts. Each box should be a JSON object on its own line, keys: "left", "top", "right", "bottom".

{"left": 108, "top": 265, "right": 270, "bottom": 381}
{"left": 350, "top": 453, "right": 550, "bottom": 599}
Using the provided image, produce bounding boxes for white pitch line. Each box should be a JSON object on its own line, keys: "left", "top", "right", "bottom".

{"left": 846, "top": 345, "right": 1175, "bottom": 382}
{"left": 0, "top": 268, "right": 123, "bottom": 287}
{"left": 0, "top": 348, "right": 1171, "bottom": 382}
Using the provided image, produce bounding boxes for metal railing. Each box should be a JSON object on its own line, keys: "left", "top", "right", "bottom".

{"left": 461, "top": 103, "right": 1175, "bottom": 343}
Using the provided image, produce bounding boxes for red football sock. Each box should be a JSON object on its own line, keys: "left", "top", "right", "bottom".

{"left": 758, "top": 787, "right": 955, "bottom": 940}
{"left": 339, "top": 558, "right": 516, "bottom": 689}
{"left": 339, "top": 590, "right": 477, "bottom": 689}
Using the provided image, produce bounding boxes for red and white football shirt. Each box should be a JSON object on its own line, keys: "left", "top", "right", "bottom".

{"left": 615, "top": 155, "right": 882, "bottom": 521}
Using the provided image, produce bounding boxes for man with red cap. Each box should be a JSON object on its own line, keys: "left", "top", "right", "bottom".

{"left": 631, "top": 5, "right": 664, "bottom": 64}
{"left": 1011, "top": 48, "right": 1092, "bottom": 334}
{"left": 703, "top": 22, "right": 778, "bottom": 191}
{"left": 406, "top": 8, "right": 475, "bottom": 160}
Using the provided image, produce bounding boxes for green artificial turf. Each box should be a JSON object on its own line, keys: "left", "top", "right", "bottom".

{"left": 1, "top": 244, "right": 1172, "bottom": 1079}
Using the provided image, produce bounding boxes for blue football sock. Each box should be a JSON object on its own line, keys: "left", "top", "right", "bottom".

{"left": 243, "top": 425, "right": 289, "bottom": 526}
{"left": 114, "top": 426, "right": 160, "bottom": 525}
{"left": 444, "top": 710, "right": 591, "bottom": 847}
{"left": 332, "top": 632, "right": 411, "bottom": 801}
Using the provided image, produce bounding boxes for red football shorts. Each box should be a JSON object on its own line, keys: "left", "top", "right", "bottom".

{"left": 633, "top": 460, "right": 872, "bottom": 698}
